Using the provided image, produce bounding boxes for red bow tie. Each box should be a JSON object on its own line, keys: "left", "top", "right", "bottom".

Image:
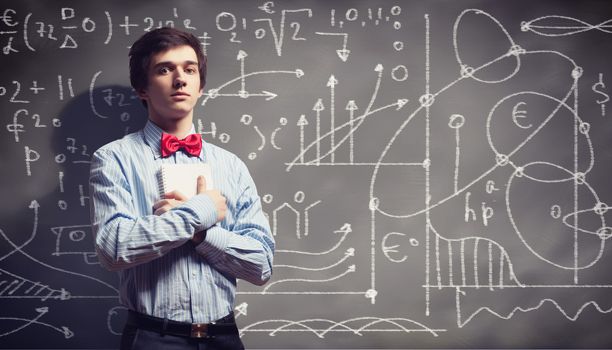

{"left": 160, "top": 132, "right": 202, "bottom": 157}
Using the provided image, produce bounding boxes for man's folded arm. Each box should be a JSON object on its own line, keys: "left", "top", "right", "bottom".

{"left": 89, "top": 149, "right": 218, "bottom": 271}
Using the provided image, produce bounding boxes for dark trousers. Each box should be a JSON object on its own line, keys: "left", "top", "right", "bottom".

{"left": 120, "top": 312, "right": 245, "bottom": 350}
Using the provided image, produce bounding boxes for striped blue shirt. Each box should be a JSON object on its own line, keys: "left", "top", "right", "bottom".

{"left": 89, "top": 120, "right": 274, "bottom": 323}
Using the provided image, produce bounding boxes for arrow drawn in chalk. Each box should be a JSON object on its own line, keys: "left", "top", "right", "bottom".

{"left": 0, "top": 307, "right": 74, "bottom": 339}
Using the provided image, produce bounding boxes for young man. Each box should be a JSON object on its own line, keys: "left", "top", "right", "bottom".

{"left": 89, "top": 27, "right": 275, "bottom": 350}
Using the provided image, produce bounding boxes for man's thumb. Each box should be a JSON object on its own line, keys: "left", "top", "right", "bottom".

{"left": 197, "top": 175, "right": 207, "bottom": 194}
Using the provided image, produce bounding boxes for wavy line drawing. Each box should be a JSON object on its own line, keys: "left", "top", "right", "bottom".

{"left": 455, "top": 288, "right": 612, "bottom": 328}
{"left": 521, "top": 16, "right": 612, "bottom": 36}
{"left": 239, "top": 316, "right": 444, "bottom": 338}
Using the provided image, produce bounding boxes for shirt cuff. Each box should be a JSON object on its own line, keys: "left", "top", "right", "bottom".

{"left": 181, "top": 194, "right": 218, "bottom": 231}
{"left": 194, "top": 225, "right": 230, "bottom": 263}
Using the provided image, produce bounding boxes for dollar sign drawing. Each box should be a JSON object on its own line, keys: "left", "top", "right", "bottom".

{"left": 592, "top": 73, "right": 610, "bottom": 116}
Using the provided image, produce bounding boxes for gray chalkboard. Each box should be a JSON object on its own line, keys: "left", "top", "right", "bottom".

{"left": 2, "top": 0, "right": 612, "bottom": 348}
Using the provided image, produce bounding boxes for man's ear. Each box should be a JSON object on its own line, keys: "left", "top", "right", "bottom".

{"left": 137, "top": 88, "right": 148, "bottom": 100}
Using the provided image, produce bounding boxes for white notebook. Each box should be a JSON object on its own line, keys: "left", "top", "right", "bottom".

{"left": 158, "top": 163, "right": 213, "bottom": 198}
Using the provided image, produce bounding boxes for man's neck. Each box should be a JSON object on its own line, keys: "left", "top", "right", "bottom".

{"left": 149, "top": 115, "right": 194, "bottom": 138}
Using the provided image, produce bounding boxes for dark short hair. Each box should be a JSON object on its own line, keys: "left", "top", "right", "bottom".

{"left": 129, "top": 27, "right": 207, "bottom": 94}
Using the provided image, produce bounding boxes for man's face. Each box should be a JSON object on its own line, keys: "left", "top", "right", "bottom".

{"left": 138, "top": 45, "right": 203, "bottom": 124}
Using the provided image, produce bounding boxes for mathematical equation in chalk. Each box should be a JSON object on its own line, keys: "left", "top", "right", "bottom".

{"left": 0, "top": 3, "right": 405, "bottom": 55}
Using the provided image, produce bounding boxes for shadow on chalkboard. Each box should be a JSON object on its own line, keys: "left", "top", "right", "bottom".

{"left": 14, "top": 85, "right": 147, "bottom": 346}
{"left": 0, "top": 86, "right": 147, "bottom": 347}
{"left": 59, "top": 84, "right": 147, "bottom": 337}
{"left": 53, "top": 85, "right": 148, "bottom": 155}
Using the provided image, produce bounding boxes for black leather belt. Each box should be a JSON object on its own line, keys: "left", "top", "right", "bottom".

{"left": 127, "top": 310, "right": 238, "bottom": 338}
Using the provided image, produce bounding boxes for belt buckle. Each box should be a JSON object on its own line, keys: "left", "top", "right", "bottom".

{"left": 191, "top": 323, "right": 208, "bottom": 338}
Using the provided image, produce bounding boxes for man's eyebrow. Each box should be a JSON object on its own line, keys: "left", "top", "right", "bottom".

{"left": 153, "top": 60, "right": 199, "bottom": 68}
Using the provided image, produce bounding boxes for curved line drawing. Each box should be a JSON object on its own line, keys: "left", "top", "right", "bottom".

{"left": 270, "top": 318, "right": 357, "bottom": 337}
{"left": 453, "top": 9, "right": 521, "bottom": 84}
{"left": 270, "top": 127, "right": 282, "bottom": 150}
{"left": 285, "top": 64, "right": 411, "bottom": 170}
{"left": 276, "top": 223, "right": 351, "bottom": 255}
{"left": 89, "top": 71, "right": 108, "bottom": 118}
{"left": 239, "top": 317, "right": 443, "bottom": 338}
{"left": 0, "top": 227, "right": 118, "bottom": 293}
{"left": 522, "top": 16, "right": 612, "bottom": 37}
{"left": 274, "top": 248, "right": 354, "bottom": 271}
{"left": 485, "top": 90, "right": 593, "bottom": 178}
{"left": 106, "top": 305, "right": 127, "bottom": 336}
{"left": 253, "top": 125, "right": 266, "bottom": 151}
{"left": 23, "top": 13, "right": 35, "bottom": 52}
{"left": 0, "top": 307, "right": 73, "bottom": 339}
{"left": 347, "top": 317, "right": 438, "bottom": 337}
{"left": 262, "top": 265, "right": 355, "bottom": 293}
{"left": 286, "top": 99, "right": 408, "bottom": 171}
{"left": 506, "top": 163, "right": 606, "bottom": 271}
{"left": 370, "top": 50, "right": 579, "bottom": 220}
{"left": 103, "top": 11, "right": 112, "bottom": 44}
{"left": 561, "top": 206, "right": 611, "bottom": 238}
{"left": 0, "top": 201, "right": 39, "bottom": 262}
{"left": 427, "top": 223, "right": 524, "bottom": 289}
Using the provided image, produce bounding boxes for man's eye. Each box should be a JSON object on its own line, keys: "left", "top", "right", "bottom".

{"left": 158, "top": 67, "right": 171, "bottom": 74}
{"left": 185, "top": 67, "right": 197, "bottom": 74}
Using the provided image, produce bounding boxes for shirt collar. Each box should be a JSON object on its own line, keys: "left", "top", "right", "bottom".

{"left": 143, "top": 120, "right": 204, "bottom": 160}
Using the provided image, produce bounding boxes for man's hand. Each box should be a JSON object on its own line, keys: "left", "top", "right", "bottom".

{"left": 192, "top": 176, "right": 226, "bottom": 245}
{"left": 153, "top": 190, "right": 188, "bottom": 215}
{"left": 152, "top": 176, "right": 226, "bottom": 221}
{"left": 197, "top": 175, "right": 227, "bottom": 223}
{"left": 152, "top": 176, "right": 226, "bottom": 244}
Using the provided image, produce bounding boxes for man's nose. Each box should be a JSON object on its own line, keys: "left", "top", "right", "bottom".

{"left": 174, "top": 76, "right": 187, "bottom": 89}
{"left": 174, "top": 70, "right": 187, "bottom": 88}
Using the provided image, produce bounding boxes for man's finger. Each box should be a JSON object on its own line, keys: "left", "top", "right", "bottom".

{"left": 152, "top": 199, "right": 170, "bottom": 210}
{"left": 196, "top": 176, "right": 207, "bottom": 194}
{"left": 165, "top": 190, "right": 188, "bottom": 201}
{"left": 154, "top": 205, "right": 169, "bottom": 215}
